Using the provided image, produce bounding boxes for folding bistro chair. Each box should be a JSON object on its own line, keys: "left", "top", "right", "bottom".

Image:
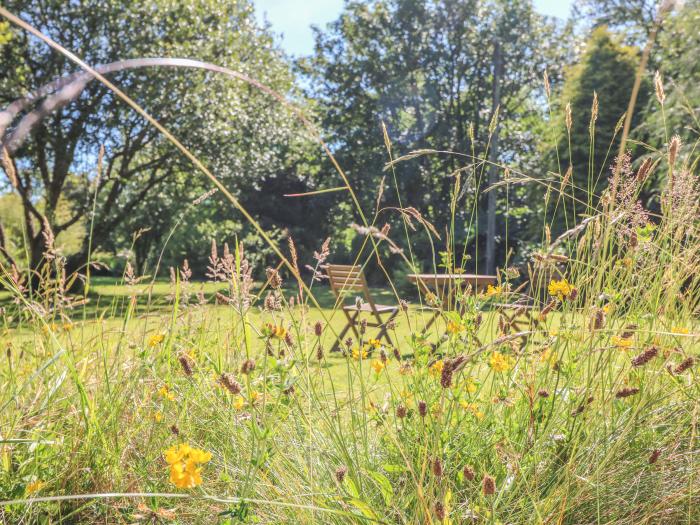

{"left": 326, "top": 264, "right": 400, "bottom": 352}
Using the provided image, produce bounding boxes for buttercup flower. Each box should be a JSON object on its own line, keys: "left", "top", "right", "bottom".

{"left": 25, "top": 480, "right": 45, "bottom": 495}
{"left": 164, "top": 443, "right": 212, "bottom": 489}
{"left": 371, "top": 359, "right": 385, "bottom": 374}
{"left": 485, "top": 284, "right": 502, "bottom": 297}
{"left": 612, "top": 336, "right": 633, "bottom": 350}
{"left": 548, "top": 279, "right": 573, "bottom": 301}
{"left": 158, "top": 385, "right": 175, "bottom": 401}
{"left": 489, "top": 351, "right": 514, "bottom": 373}
{"left": 446, "top": 321, "right": 464, "bottom": 335}
{"left": 148, "top": 333, "right": 165, "bottom": 347}
{"left": 429, "top": 360, "right": 444, "bottom": 377}
{"left": 352, "top": 346, "right": 369, "bottom": 360}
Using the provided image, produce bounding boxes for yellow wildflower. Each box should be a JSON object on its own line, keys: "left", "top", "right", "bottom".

{"left": 548, "top": 278, "right": 573, "bottom": 301}
{"left": 158, "top": 385, "right": 175, "bottom": 401}
{"left": 371, "top": 359, "right": 385, "bottom": 374}
{"left": 25, "top": 480, "right": 45, "bottom": 495}
{"left": 265, "top": 323, "right": 287, "bottom": 339}
{"left": 602, "top": 304, "right": 613, "bottom": 315}
{"left": 540, "top": 348, "right": 557, "bottom": 366}
{"left": 62, "top": 322, "right": 74, "bottom": 332}
{"left": 672, "top": 327, "right": 689, "bottom": 335}
{"left": 154, "top": 411, "right": 163, "bottom": 423}
{"left": 612, "top": 336, "right": 633, "bottom": 350}
{"left": 460, "top": 401, "right": 485, "bottom": 419}
{"left": 148, "top": 333, "right": 165, "bottom": 347}
{"left": 368, "top": 338, "right": 382, "bottom": 349}
{"left": 429, "top": 360, "right": 444, "bottom": 377}
{"left": 464, "top": 377, "right": 478, "bottom": 394}
{"left": 249, "top": 390, "right": 262, "bottom": 404}
{"left": 489, "top": 351, "right": 514, "bottom": 373}
{"left": 485, "top": 284, "right": 502, "bottom": 297}
{"left": 233, "top": 395, "right": 245, "bottom": 411}
{"left": 446, "top": 321, "right": 463, "bottom": 335}
{"left": 352, "top": 346, "right": 369, "bottom": 360}
{"left": 164, "top": 443, "right": 212, "bottom": 489}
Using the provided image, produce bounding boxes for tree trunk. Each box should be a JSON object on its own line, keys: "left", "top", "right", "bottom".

{"left": 485, "top": 39, "right": 502, "bottom": 275}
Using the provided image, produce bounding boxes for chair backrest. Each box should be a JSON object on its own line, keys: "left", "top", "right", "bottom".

{"left": 326, "top": 264, "right": 375, "bottom": 309}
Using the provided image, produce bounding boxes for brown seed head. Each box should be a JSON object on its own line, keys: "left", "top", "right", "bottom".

{"left": 434, "top": 501, "right": 445, "bottom": 520}
{"left": 631, "top": 346, "right": 658, "bottom": 367}
{"left": 463, "top": 465, "right": 475, "bottom": 481}
{"left": 432, "top": 457, "right": 443, "bottom": 478}
{"left": 314, "top": 321, "right": 323, "bottom": 337}
{"left": 616, "top": 387, "right": 640, "bottom": 398}
{"left": 265, "top": 267, "right": 282, "bottom": 289}
{"left": 178, "top": 354, "right": 194, "bottom": 377}
{"left": 482, "top": 473, "right": 496, "bottom": 496}
{"left": 335, "top": 465, "right": 348, "bottom": 483}
{"left": 654, "top": 70, "right": 665, "bottom": 105}
{"left": 648, "top": 449, "right": 661, "bottom": 464}
{"left": 240, "top": 359, "right": 256, "bottom": 375}
{"left": 673, "top": 357, "right": 694, "bottom": 374}
{"left": 396, "top": 404, "right": 407, "bottom": 419}
{"left": 418, "top": 400, "right": 428, "bottom": 417}
{"left": 538, "top": 389, "right": 550, "bottom": 398}
{"left": 220, "top": 373, "right": 241, "bottom": 394}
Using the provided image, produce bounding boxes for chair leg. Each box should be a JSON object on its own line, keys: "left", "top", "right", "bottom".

{"left": 376, "top": 310, "right": 399, "bottom": 348}
{"left": 331, "top": 310, "right": 359, "bottom": 352}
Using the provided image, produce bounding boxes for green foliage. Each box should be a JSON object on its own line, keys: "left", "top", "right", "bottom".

{"left": 302, "top": 0, "right": 567, "bottom": 271}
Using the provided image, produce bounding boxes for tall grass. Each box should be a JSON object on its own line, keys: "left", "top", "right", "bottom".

{"left": 1, "top": 8, "right": 699, "bottom": 525}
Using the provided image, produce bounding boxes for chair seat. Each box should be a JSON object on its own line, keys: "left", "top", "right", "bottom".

{"left": 343, "top": 303, "right": 399, "bottom": 313}
{"left": 492, "top": 302, "right": 536, "bottom": 310}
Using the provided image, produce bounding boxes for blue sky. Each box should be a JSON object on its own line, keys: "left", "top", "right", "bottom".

{"left": 254, "top": 0, "right": 573, "bottom": 56}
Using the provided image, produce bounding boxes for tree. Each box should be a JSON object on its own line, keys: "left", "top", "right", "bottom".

{"left": 0, "top": 0, "right": 308, "bottom": 279}
{"left": 547, "top": 26, "right": 645, "bottom": 227}
{"left": 303, "top": 0, "right": 565, "bottom": 273}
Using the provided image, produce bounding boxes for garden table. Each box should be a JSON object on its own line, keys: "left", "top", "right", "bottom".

{"left": 407, "top": 273, "right": 497, "bottom": 332}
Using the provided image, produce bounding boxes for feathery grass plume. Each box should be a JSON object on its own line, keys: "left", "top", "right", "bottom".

{"left": 396, "top": 404, "right": 407, "bottom": 419}
{"left": 539, "top": 299, "right": 557, "bottom": 319}
{"left": 288, "top": 237, "right": 298, "bottom": 274}
{"left": 434, "top": 501, "right": 446, "bottom": 521}
{"left": 565, "top": 102, "right": 572, "bottom": 133}
{"left": 335, "top": 466, "right": 347, "bottom": 483}
{"left": 673, "top": 357, "right": 694, "bottom": 374}
{"left": 1, "top": 146, "right": 18, "bottom": 189}
{"left": 463, "top": 465, "right": 475, "bottom": 481}
{"left": 482, "top": 473, "right": 496, "bottom": 496}
{"left": 220, "top": 373, "right": 241, "bottom": 394}
{"left": 649, "top": 449, "right": 661, "bottom": 464}
{"left": 178, "top": 354, "right": 194, "bottom": 376}
{"left": 265, "top": 267, "right": 282, "bottom": 289}
{"left": 560, "top": 166, "right": 572, "bottom": 193}
{"left": 263, "top": 291, "right": 282, "bottom": 311}
{"left": 240, "top": 359, "right": 256, "bottom": 375}
{"left": 616, "top": 387, "right": 640, "bottom": 398}
{"left": 543, "top": 69, "right": 551, "bottom": 99}
{"left": 668, "top": 135, "right": 681, "bottom": 168}
{"left": 313, "top": 237, "right": 331, "bottom": 264}
{"left": 589, "top": 91, "right": 598, "bottom": 136}
{"left": 631, "top": 346, "right": 658, "bottom": 367}
{"left": 192, "top": 187, "right": 218, "bottom": 205}
{"left": 635, "top": 157, "right": 654, "bottom": 184}
{"left": 654, "top": 70, "right": 665, "bottom": 104}
{"left": 432, "top": 457, "right": 443, "bottom": 478}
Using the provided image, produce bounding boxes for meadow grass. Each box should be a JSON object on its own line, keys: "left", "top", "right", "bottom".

{"left": 0, "top": 10, "right": 699, "bottom": 523}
